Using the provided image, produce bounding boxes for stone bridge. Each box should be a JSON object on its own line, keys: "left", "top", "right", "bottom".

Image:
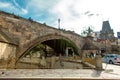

{"left": 0, "top": 11, "right": 85, "bottom": 64}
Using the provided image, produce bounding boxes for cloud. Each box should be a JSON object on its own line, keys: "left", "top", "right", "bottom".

{"left": 25, "top": 0, "right": 59, "bottom": 24}
{"left": 0, "top": 2, "right": 11, "bottom": 8}
{"left": 0, "top": 1, "right": 28, "bottom": 15}
{"left": 21, "top": 8, "right": 28, "bottom": 14}
{"left": 11, "top": 6, "right": 28, "bottom": 15}
{"left": 26, "top": 0, "right": 59, "bottom": 13}
{"left": 52, "top": 0, "right": 93, "bottom": 34}
{"left": 51, "top": 0, "right": 120, "bottom": 36}
{"left": 0, "top": 0, "right": 119, "bottom": 36}
{"left": 12, "top": 0, "right": 20, "bottom": 8}
{"left": 12, "top": 0, "right": 28, "bottom": 15}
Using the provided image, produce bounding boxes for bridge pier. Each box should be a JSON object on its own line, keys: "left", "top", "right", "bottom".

{"left": 95, "top": 54, "right": 103, "bottom": 70}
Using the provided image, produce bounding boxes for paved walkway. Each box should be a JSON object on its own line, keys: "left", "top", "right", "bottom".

{"left": 0, "top": 63, "right": 120, "bottom": 79}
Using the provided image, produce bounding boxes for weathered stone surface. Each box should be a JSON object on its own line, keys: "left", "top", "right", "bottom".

{"left": 0, "top": 42, "right": 16, "bottom": 69}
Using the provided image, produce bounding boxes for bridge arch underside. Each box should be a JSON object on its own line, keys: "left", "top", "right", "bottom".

{"left": 18, "top": 35, "right": 80, "bottom": 62}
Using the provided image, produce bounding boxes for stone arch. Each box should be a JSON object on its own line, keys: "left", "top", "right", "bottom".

{"left": 17, "top": 34, "right": 79, "bottom": 62}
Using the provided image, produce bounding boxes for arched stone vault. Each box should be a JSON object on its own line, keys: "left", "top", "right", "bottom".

{"left": 18, "top": 34, "right": 79, "bottom": 60}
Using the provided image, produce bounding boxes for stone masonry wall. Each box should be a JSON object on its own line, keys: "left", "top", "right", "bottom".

{"left": 0, "top": 11, "right": 85, "bottom": 61}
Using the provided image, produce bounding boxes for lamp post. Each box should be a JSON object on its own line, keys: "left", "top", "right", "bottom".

{"left": 58, "top": 19, "right": 60, "bottom": 29}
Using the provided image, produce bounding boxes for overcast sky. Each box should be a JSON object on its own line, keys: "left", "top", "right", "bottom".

{"left": 0, "top": 0, "right": 119, "bottom": 37}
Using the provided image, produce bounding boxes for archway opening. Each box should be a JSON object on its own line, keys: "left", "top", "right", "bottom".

{"left": 42, "top": 39, "right": 78, "bottom": 56}
{"left": 16, "top": 38, "right": 85, "bottom": 69}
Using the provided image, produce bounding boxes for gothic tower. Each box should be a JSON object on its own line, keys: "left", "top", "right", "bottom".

{"left": 100, "top": 21, "right": 114, "bottom": 40}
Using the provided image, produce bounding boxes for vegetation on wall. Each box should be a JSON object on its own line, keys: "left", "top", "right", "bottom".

{"left": 24, "top": 39, "right": 79, "bottom": 56}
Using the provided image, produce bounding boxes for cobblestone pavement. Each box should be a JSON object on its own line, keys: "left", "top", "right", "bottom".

{"left": 0, "top": 63, "right": 120, "bottom": 79}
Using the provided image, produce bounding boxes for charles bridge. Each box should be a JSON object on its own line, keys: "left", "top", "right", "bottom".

{"left": 0, "top": 11, "right": 87, "bottom": 68}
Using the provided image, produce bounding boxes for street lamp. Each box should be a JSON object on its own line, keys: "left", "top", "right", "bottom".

{"left": 58, "top": 19, "right": 60, "bottom": 29}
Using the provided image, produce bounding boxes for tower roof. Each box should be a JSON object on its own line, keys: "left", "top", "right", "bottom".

{"left": 102, "top": 21, "right": 111, "bottom": 32}
{"left": 100, "top": 20, "right": 114, "bottom": 40}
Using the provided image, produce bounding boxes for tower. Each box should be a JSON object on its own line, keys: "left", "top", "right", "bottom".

{"left": 100, "top": 21, "right": 114, "bottom": 40}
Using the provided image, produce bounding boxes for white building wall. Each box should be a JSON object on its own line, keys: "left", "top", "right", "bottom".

{"left": 0, "top": 42, "right": 8, "bottom": 59}
{"left": 0, "top": 42, "right": 16, "bottom": 60}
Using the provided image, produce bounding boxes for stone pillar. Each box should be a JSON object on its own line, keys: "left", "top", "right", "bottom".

{"left": 51, "top": 56, "right": 56, "bottom": 69}
{"left": 82, "top": 51, "right": 85, "bottom": 62}
{"left": 40, "top": 56, "right": 47, "bottom": 67}
{"left": 65, "top": 48, "right": 68, "bottom": 57}
{"left": 95, "top": 54, "right": 103, "bottom": 70}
